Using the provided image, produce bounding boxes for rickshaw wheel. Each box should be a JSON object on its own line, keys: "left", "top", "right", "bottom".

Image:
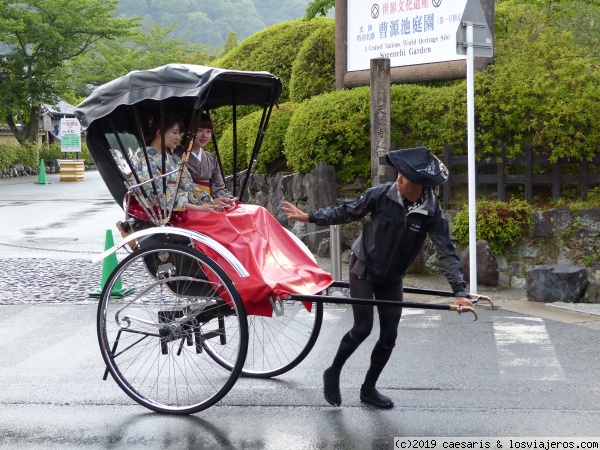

{"left": 203, "top": 299, "right": 323, "bottom": 378}
{"left": 97, "top": 243, "right": 248, "bottom": 414}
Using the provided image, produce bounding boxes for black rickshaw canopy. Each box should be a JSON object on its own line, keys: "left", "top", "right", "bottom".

{"left": 75, "top": 64, "right": 283, "bottom": 129}
{"left": 74, "top": 64, "right": 282, "bottom": 208}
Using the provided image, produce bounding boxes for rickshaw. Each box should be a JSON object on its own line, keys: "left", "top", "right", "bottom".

{"left": 75, "top": 64, "right": 491, "bottom": 415}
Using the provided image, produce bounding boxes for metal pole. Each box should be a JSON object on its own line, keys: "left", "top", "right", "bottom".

{"left": 330, "top": 224, "right": 342, "bottom": 281}
{"left": 466, "top": 23, "right": 478, "bottom": 294}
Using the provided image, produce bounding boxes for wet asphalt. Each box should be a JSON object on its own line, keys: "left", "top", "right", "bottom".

{"left": 1, "top": 172, "right": 600, "bottom": 448}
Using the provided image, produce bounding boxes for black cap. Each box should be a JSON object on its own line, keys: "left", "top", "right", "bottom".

{"left": 385, "top": 147, "right": 449, "bottom": 186}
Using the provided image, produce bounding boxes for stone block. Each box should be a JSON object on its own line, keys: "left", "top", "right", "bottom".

{"left": 581, "top": 280, "right": 600, "bottom": 304}
{"left": 548, "top": 208, "right": 573, "bottom": 235}
{"left": 497, "top": 273, "right": 511, "bottom": 288}
{"left": 460, "top": 240, "right": 499, "bottom": 286}
{"left": 576, "top": 208, "right": 600, "bottom": 231}
{"left": 511, "top": 276, "right": 526, "bottom": 288}
{"left": 533, "top": 210, "right": 550, "bottom": 237}
{"left": 526, "top": 264, "right": 589, "bottom": 303}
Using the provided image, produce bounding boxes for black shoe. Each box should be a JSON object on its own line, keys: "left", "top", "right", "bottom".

{"left": 323, "top": 367, "right": 341, "bottom": 406}
{"left": 360, "top": 385, "right": 394, "bottom": 409}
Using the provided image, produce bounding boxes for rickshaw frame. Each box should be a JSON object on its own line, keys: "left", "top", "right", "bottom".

{"left": 75, "top": 64, "right": 490, "bottom": 415}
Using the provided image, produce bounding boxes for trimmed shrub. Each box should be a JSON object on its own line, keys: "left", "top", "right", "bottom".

{"left": 390, "top": 82, "right": 467, "bottom": 153}
{"left": 475, "top": 1, "right": 600, "bottom": 162}
{"left": 13, "top": 142, "right": 39, "bottom": 167}
{"left": 0, "top": 144, "right": 17, "bottom": 169}
{"left": 452, "top": 199, "right": 534, "bottom": 254}
{"left": 217, "top": 102, "right": 298, "bottom": 174}
{"left": 214, "top": 17, "right": 334, "bottom": 103}
{"left": 282, "top": 82, "right": 468, "bottom": 183}
{"left": 39, "top": 143, "right": 93, "bottom": 165}
{"left": 289, "top": 21, "right": 336, "bottom": 102}
{"left": 283, "top": 86, "right": 372, "bottom": 184}
{"left": 0, "top": 143, "right": 40, "bottom": 169}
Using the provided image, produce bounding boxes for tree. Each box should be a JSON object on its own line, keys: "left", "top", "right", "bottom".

{"left": 497, "top": 0, "right": 600, "bottom": 59}
{"left": 67, "top": 23, "right": 215, "bottom": 102}
{"left": 219, "top": 30, "right": 238, "bottom": 57}
{"left": 0, "top": 0, "right": 134, "bottom": 143}
{"left": 305, "top": 0, "right": 334, "bottom": 19}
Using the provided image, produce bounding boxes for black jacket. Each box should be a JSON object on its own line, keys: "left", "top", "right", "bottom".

{"left": 308, "top": 182, "right": 466, "bottom": 293}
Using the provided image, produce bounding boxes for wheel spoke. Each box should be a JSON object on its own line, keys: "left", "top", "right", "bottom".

{"left": 98, "top": 244, "right": 248, "bottom": 414}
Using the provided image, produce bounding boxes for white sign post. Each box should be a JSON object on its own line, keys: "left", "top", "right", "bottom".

{"left": 60, "top": 118, "right": 82, "bottom": 153}
{"left": 456, "top": 0, "right": 493, "bottom": 294}
{"left": 347, "top": 0, "right": 469, "bottom": 72}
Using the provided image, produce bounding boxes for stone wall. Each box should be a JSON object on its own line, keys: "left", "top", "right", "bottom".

{"left": 236, "top": 164, "right": 600, "bottom": 288}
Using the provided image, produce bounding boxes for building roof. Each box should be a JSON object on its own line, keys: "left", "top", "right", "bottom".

{"left": 41, "top": 100, "right": 76, "bottom": 117}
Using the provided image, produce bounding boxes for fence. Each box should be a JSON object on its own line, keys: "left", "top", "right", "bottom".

{"left": 441, "top": 143, "right": 600, "bottom": 209}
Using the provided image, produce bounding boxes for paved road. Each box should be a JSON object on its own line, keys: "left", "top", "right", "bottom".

{"left": 1, "top": 302, "right": 600, "bottom": 449}
{"left": 1, "top": 173, "right": 600, "bottom": 448}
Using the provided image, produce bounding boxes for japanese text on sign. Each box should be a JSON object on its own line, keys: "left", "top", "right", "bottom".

{"left": 347, "top": 0, "right": 468, "bottom": 71}
{"left": 60, "top": 118, "right": 81, "bottom": 153}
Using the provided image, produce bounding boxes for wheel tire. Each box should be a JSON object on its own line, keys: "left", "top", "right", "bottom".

{"left": 203, "top": 299, "right": 323, "bottom": 378}
{"left": 97, "top": 243, "right": 248, "bottom": 414}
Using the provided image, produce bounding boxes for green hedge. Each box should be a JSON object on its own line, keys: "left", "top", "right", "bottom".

{"left": 39, "top": 143, "right": 93, "bottom": 165}
{"left": 283, "top": 87, "right": 372, "bottom": 184}
{"left": 217, "top": 102, "right": 298, "bottom": 174}
{"left": 282, "top": 83, "right": 470, "bottom": 183}
{"left": 0, "top": 144, "right": 17, "bottom": 169}
{"left": 289, "top": 21, "right": 336, "bottom": 102}
{"left": 0, "top": 143, "right": 39, "bottom": 169}
{"left": 390, "top": 82, "right": 467, "bottom": 153}
{"left": 214, "top": 17, "right": 334, "bottom": 103}
{"left": 0, "top": 142, "right": 93, "bottom": 171}
{"left": 475, "top": 1, "right": 600, "bottom": 162}
{"left": 452, "top": 199, "right": 534, "bottom": 254}
{"left": 14, "top": 142, "right": 40, "bottom": 167}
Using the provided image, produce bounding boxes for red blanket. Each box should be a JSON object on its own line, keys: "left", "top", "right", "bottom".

{"left": 176, "top": 204, "right": 333, "bottom": 316}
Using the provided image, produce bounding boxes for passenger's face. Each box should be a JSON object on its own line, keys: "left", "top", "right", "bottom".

{"left": 162, "top": 124, "right": 181, "bottom": 149}
{"left": 195, "top": 127, "right": 212, "bottom": 148}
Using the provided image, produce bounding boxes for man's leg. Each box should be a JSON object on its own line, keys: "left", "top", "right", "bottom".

{"left": 360, "top": 282, "right": 402, "bottom": 409}
{"left": 323, "top": 263, "right": 375, "bottom": 406}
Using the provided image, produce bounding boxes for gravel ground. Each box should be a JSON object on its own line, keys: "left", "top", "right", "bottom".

{"left": 0, "top": 255, "right": 499, "bottom": 305}
{"left": 2, "top": 255, "right": 599, "bottom": 319}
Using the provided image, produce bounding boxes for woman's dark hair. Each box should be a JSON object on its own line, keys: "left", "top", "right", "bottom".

{"left": 196, "top": 113, "right": 214, "bottom": 133}
{"left": 143, "top": 112, "right": 185, "bottom": 146}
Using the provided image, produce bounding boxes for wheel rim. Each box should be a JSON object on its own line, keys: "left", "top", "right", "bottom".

{"left": 204, "top": 299, "right": 323, "bottom": 378}
{"left": 97, "top": 244, "right": 248, "bottom": 414}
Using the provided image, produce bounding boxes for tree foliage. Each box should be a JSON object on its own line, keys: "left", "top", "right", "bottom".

{"left": 67, "top": 23, "right": 214, "bottom": 101}
{"left": 305, "top": 0, "right": 335, "bottom": 19}
{"left": 497, "top": 0, "right": 600, "bottom": 58}
{"left": 0, "top": 0, "right": 134, "bottom": 143}
{"left": 476, "top": 1, "right": 600, "bottom": 162}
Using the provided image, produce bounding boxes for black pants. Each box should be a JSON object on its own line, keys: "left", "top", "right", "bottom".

{"left": 330, "top": 254, "right": 403, "bottom": 386}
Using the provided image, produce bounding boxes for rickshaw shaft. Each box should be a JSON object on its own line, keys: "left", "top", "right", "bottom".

{"left": 329, "top": 280, "right": 457, "bottom": 298}
{"left": 288, "top": 293, "right": 457, "bottom": 311}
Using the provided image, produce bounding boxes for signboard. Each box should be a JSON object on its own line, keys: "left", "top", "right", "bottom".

{"left": 347, "top": 0, "right": 469, "bottom": 72}
{"left": 456, "top": 0, "right": 493, "bottom": 57}
{"left": 60, "top": 118, "right": 81, "bottom": 153}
